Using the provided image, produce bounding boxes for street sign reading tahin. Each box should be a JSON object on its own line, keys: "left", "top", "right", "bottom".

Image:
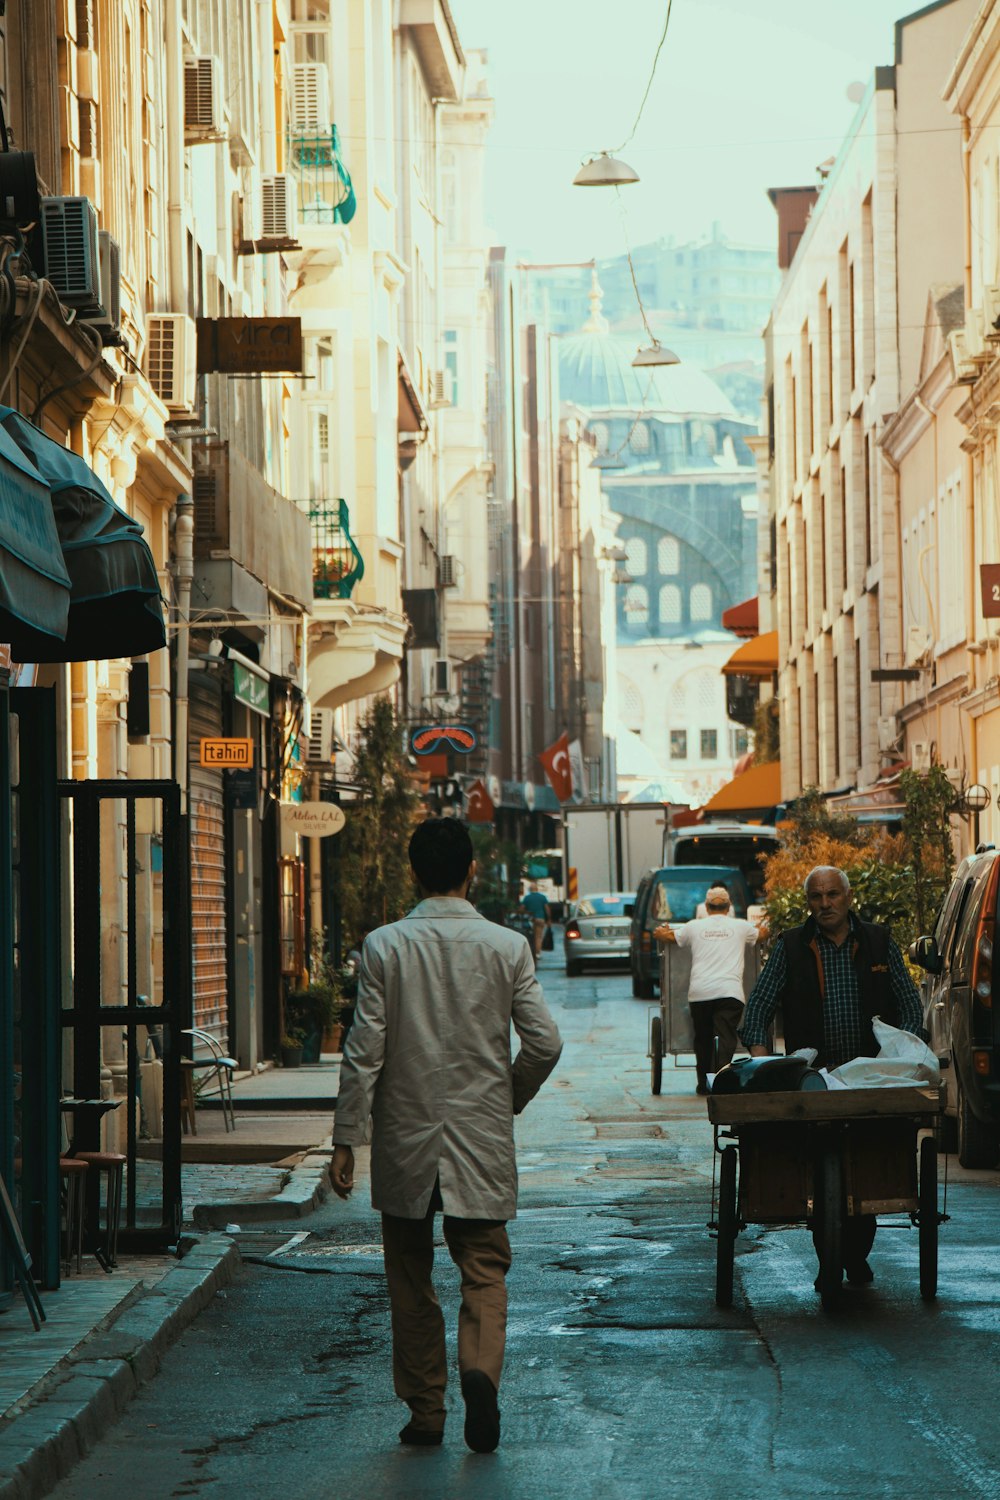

{"left": 200, "top": 737, "right": 253, "bottom": 768}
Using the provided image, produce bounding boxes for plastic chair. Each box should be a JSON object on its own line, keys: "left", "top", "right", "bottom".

{"left": 182, "top": 1027, "right": 237, "bottom": 1132}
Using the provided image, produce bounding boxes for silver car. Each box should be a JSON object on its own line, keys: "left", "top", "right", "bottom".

{"left": 564, "top": 892, "right": 635, "bottom": 976}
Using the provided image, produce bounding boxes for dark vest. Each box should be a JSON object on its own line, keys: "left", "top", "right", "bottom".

{"left": 780, "top": 917, "right": 897, "bottom": 1067}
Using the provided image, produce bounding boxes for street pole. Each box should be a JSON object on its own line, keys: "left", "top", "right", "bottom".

{"left": 173, "top": 492, "right": 193, "bottom": 814}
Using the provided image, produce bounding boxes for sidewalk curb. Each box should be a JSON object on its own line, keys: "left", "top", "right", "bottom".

{"left": 190, "top": 1144, "right": 332, "bottom": 1229}
{"left": 0, "top": 1235, "right": 241, "bottom": 1500}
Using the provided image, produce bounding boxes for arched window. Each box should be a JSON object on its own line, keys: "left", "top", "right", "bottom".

{"left": 625, "top": 536, "right": 647, "bottom": 577}
{"left": 624, "top": 585, "right": 649, "bottom": 629}
{"left": 690, "top": 582, "right": 712, "bottom": 621}
{"left": 622, "top": 679, "right": 644, "bottom": 729}
{"left": 659, "top": 584, "right": 681, "bottom": 625}
{"left": 630, "top": 421, "right": 650, "bottom": 453}
{"left": 658, "top": 535, "right": 679, "bottom": 575}
{"left": 591, "top": 421, "right": 609, "bottom": 452}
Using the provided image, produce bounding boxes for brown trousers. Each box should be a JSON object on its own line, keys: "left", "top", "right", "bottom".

{"left": 381, "top": 1192, "right": 511, "bottom": 1432}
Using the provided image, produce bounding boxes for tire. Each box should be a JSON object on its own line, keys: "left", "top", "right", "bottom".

{"left": 715, "top": 1145, "right": 738, "bottom": 1308}
{"left": 816, "top": 1148, "right": 843, "bottom": 1311}
{"left": 632, "top": 968, "right": 656, "bottom": 1000}
{"left": 957, "top": 1077, "right": 1000, "bottom": 1169}
{"left": 918, "top": 1135, "right": 938, "bottom": 1300}
{"left": 565, "top": 962, "right": 582, "bottom": 978}
{"left": 651, "top": 1015, "right": 663, "bottom": 1095}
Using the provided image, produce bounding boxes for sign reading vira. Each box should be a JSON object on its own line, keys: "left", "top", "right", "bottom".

{"left": 411, "top": 725, "right": 478, "bottom": 756}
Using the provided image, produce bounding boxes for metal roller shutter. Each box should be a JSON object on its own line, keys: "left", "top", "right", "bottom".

{"left": 188, "top": 674, "right": 229, "bottom": 1051}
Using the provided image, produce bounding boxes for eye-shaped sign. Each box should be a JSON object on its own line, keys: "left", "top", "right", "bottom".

{"left": 411, "top": 724, "right": 478, "bottom": 755}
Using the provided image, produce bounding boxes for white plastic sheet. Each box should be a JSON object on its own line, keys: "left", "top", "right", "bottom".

{"left": 828, "top": 1018, "right": 941, "bottom": 1089}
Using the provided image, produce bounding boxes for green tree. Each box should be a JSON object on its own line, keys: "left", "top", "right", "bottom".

{"left": 899, "top": 765, "right": 958, "bottom": 935}
{"left": 469, "top": 825, "right": 525, "bottom": 924}
{"left": 337, "top": 697, "right": 420, "bottom": 944}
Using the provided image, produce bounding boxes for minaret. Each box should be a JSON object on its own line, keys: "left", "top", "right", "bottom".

{"left": 582, "top": 268, "right": 609, "bottom": 334}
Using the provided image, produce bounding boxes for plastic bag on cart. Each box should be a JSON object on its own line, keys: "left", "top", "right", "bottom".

{"left": 828, "top": 1018, "right": 941, "bottom": 1089}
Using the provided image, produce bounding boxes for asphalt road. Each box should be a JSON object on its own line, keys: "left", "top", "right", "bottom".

{"left": 51, "top": 951, "right": 1000, "bottom": 1500}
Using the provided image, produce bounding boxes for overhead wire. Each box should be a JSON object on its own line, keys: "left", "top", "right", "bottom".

{"left": 614, "top": 0, "right": 675, "bottom": 155}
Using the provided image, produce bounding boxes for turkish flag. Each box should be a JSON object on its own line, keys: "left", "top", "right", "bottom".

{"left": 465, "top": 779, "right": 495, "bottom": 823}
{"left": 540, "top": 732, "right": 573, "bottom": 802}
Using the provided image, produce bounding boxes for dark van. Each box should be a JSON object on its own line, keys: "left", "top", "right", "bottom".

{"left": 629, "top": 864, "right": 753, "bottom": 999}
{"left": 911, "top": 849, "right": 1000, "bottom": 1167}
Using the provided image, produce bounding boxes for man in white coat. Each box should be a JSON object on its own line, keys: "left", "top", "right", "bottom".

{"left": 328, "top": 818, "right": 562, "bottom": 1454}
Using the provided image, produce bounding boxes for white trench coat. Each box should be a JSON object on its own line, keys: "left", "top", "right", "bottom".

{"left": 332, "top": 898, "right": 563, "bottom": 1220}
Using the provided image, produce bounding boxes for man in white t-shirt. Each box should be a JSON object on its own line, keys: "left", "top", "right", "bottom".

{"left": 655, "top": 885, "right": 761, "bottom": 1095}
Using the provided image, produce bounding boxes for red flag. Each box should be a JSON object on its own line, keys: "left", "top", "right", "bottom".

{"left": 539, "top": 732, "right": 572, "bottom": 802}
{"left": 465, "top": 779, "right": 495, "bottom": 823}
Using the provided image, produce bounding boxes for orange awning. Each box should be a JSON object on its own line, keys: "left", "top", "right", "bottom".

{"left": 704, "top": 760, "right": 781, "bottom": 814}
{"left": 721, "top": 629, "right": 778, "bottom": 678}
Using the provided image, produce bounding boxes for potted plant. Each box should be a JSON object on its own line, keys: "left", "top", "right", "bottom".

{"left": 286, "top": 979, "right": 341, "bottom": 1062}
{"left": 280, "top": 1031, "right": 305, "bottom": 1069}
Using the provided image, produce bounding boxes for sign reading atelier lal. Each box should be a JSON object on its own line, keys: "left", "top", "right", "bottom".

{"left": 196, "top": 317, "right": 303, "bottom": 375}
{"left": 981, "top": 564, "right": 1000, "bottom": 619}
{"left": 199, "top": 737, "right": 253, "bottom": 768}
{"left": 410, "top": 725, "right": 478, "bottom": 756}
{"left": 280, "top": 801, "right": 346, "bottom": 838}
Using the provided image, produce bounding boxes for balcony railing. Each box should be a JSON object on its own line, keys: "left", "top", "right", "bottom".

{"left": 287, "top": 125, "right": 357, "bottom": 226}
{"left": 311, "top": 498, "right": 364, "bottom": 600}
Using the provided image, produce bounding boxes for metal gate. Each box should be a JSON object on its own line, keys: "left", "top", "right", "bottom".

{"left": 59, "top": 779, "right": 190, "bottom": 1249}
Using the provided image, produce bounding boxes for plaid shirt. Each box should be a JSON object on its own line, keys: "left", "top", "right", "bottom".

{"left": 739, "top": 915, "right": 924, "bottom": 1070}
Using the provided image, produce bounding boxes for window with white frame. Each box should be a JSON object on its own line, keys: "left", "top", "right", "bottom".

{"left": 690, "top": 582, "right": 712, "bottom": 621}
{"left": 624, "top": 585, "right": 649, "bottom": 629}
{"left": 659, "top": 584, "right": 681, "bottom": 625}
{"left": 658, "top": 534, "right": 679, "bottom": 574}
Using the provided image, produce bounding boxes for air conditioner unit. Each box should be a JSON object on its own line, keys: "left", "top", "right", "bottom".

{"left": 429, "top": 369, "right": 452, "bottom": 409}
{"left": 911, "top": 739, "right": 931, "bottom": 772}
{"left": 145, "top": 314, "right": 197, "bottom": 412}
{"left": 291, "top": 63, "right": 330, "bottom": 131}
{"left": 877, "top": 716, "right": 899, "bottom": 754}
{"left": 964, "top": 306, "right": 988, "bottom": 361}
{"left": 184, "top": 56, "right": 224, "bottom": 140}
{"left": 260, "top": 174, "right": 297, "bottom": 240}
{"left": 949, "top": 329, "right": 979, "bottom": 384}
{"left": 983, "top": 284, "right": 1000, "bottom": 338}
{"left": 905, "top": 625, "right": 931, "bottom": 667}
{"left": 437, "top": 554, "right": 458, "bottom": 588}
{"left": 80, "top": 230, "right": 121, "bottom": 338}
{"left": 40, "top": 195, "right": 101, "bottom": 311}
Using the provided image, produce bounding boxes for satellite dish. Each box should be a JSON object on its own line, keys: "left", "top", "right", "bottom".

{"left": 846, "top": 81, "right": 866, "bottom": 105}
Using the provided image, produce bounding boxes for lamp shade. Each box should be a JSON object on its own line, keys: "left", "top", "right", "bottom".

{"left": 573, "top": 153, "right": 640, "bottom": 187}
{"left": 632, "top": 341, "right": 681, "bottom": 368}
{"left": 590, "top": 451, "right": 627, "bottom": 470}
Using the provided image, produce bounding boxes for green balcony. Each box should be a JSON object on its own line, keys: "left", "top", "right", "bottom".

{"left": 287, "top": 125, "right": 357, "bottom": 226}
{"left": 311, "top": 498, "right": 364, "bottom": 600}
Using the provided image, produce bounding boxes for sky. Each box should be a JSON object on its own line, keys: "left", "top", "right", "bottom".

{"left": 451, "top": 0, "right": 936, "bottom": 261}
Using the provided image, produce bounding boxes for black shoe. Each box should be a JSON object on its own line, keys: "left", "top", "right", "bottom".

{"left": 461, "top": 1369, "right": 500, "bottom": 1454}
{"left": 399, "top": 1422, "right": 443, "bottom": 1447}
{"left": 845, "top": 1259, "right": 874, "bottom": 1285}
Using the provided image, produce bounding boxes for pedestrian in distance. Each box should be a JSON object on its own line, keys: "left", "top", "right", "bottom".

{"left": 739, "top": 864, "right": 925, "bottom": 1288}
{"left": 519, "top": 880, "right": 551, "bottom": 961}
{"left": 328, "top": 818, "right": 563, "bottom": 1454}
{"left": 655, "top": 884, "right": 761, "bottom": 1095}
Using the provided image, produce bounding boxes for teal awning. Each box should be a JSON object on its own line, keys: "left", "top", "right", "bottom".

{"left": 0, "top": 422, "right": 71, "bottom": 658}
{"left": 0, "top": 409, "right": 166, "bottom": 664}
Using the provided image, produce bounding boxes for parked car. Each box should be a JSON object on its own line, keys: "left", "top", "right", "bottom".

{"left": 563, "top": 892, "right": 635, "bottom": 976}
{"left": 629, "top": 865, "right": 753, "bottom": 999}
{"left": 910, "top": 849, "right": 1000, "bottom": 1167}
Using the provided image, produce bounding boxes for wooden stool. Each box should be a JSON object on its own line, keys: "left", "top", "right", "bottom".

{"left": 74, "top": 1151, "right": 126, "bottom": 1270}
{"left": 59, "top": 1158, "right": 89, "bottom": 1274}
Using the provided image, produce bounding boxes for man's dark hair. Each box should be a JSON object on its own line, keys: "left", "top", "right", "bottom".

{"left": 409, "top": 818, "right": 474, "bottom": 894}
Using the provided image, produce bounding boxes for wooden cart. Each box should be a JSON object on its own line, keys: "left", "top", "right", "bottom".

{"left": 707, "top": 1086, "right": 946, "bottom": 1310}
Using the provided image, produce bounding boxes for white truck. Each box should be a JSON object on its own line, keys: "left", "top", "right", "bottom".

{"left": 663, "top": 820, "right": 781, "bottom": 907}
{"left": 562, "top": 803, "right": 676, "bottom": 904}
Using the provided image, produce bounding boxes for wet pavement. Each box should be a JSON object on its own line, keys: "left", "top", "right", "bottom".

{"left": 47, "top": 955, "right": 1000, "bottom": 1499}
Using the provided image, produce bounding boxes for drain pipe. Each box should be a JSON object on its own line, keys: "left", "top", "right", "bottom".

{"left": 164, "top": 0, "right": 186, "bottom": 311}
{"left": 174, "top": 492, "right": 194, "bottom": 813}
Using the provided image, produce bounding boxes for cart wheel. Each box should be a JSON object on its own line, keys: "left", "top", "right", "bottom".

{"left": 650, "top": 1015, "right": 663, "bottom": 1095}
{"left": 715, "top": 1145, "right": 738, "bottom": 1308}
{"left": 817, "top": 1148, "right": 843, "bottom": 1311}
{"left": 919, "top": 1135, "right": 938, "bottom": 1301}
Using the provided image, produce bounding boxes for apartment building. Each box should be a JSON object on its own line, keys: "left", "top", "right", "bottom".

{"left": 761, "top": 0, "right": 973, "bottom": 804}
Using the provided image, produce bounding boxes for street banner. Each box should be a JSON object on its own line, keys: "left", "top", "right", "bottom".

{"left": 568, "top": 738, "right": 586, "bottom": 803}
{"left": 539, "top": 731, "right": 572, "bottom": 802}
{"left": 465, "top": 779, "right": 495, "bottom": 823}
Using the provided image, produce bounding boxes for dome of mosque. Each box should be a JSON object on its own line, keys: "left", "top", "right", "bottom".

{"left": 558, "top": 272, "right": 738, "bottom": 420}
